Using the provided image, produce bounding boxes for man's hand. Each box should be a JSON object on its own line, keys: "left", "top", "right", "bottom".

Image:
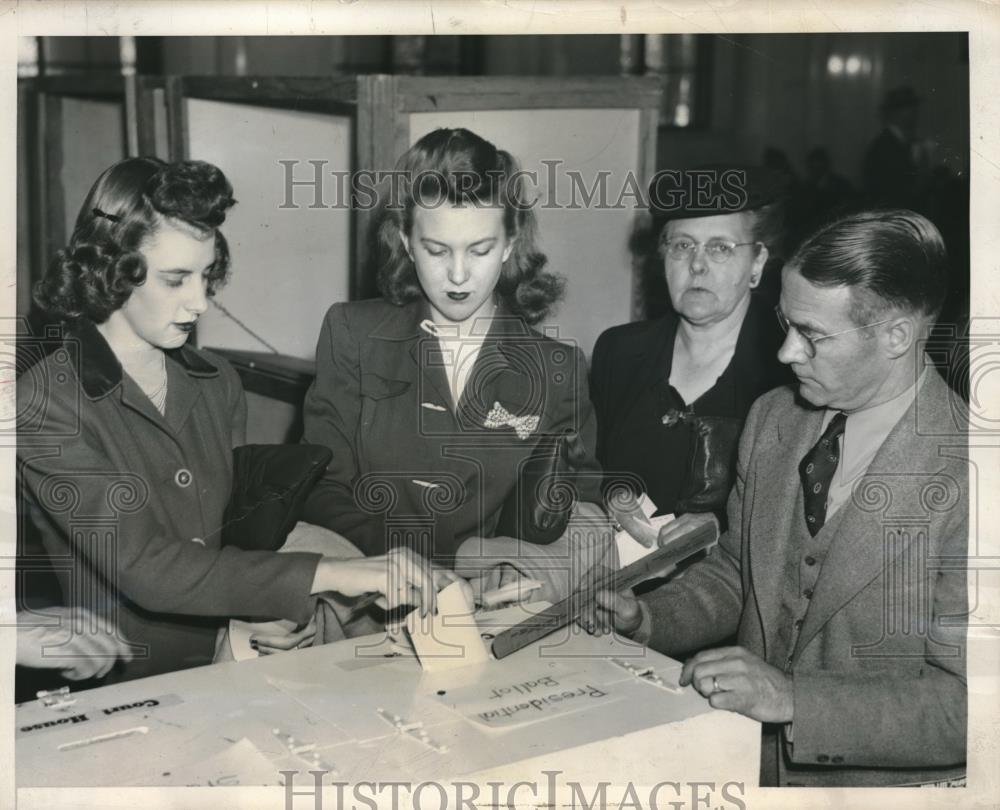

{"left": 584, "top": 588, "right": 644, "bottom": 637}
{"left": 680, "top": 646, "right": 793, "bottom": 723}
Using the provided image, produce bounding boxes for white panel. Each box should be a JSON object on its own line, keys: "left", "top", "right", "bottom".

{"left": 59, "top": 97, "right": 126, "bottom": 239}
{"left": 409, "top": 109, "right": 642, "bottom": 358}
{"left": 186, "top": 98, "right": 351, "bottom": 361}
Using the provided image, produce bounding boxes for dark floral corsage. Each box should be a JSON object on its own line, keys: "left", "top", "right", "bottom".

{"left": 661, "top": 407, "right": 695, "bottom": 428}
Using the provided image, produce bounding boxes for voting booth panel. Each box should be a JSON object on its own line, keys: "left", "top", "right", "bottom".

{"left": 178, "top": 97, "right": 353, "bottom": 362}
{"left": 55, "top": 98, "right": 127, "bottom": 245}
{"left": 19, "top": 75, "right": 661, "bottom": 444}
{"left": 160, "top": 77, "right": 360, "bottom": 443}
{"left": 409, "top": 108, "right": 643, "bottom": 358}
{"left": 361, "top": 75, "right": 662, "bottom": 358}
{"left": 164, "top": 75, "right": 660, "bottom": 357}
{"left": 157, "top": 75, "right": 660, "bottom": 443}
{"left": 19, "top": 77, "right": 133, "bottom": 299}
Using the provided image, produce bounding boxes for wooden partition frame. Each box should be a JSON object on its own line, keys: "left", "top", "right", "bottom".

{"left": 354, "top": 75, "right": 663, "bottom": 304}
{"left": 162, "top": 77, "right": 360, "bottom": 402}
{"left": 22, "top": 75, "right": 135, "bottom": 295}
{"left": 164, "top": 74, "right": 661, "bottom": 304}
{"left": 159, "top": 74, "right": 661, "bottom": 405}
{"left": 19, "top": 75, "right": 168, "bottom": 299}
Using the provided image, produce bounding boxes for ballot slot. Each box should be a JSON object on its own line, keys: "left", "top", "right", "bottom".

{"left": 405, "top": 580, "right": 491, "bottom": 673}
{"left": 261, "top": 658, "right": 456, "bottom": 745}
{"left": 609, "top": 658, "right": 686, "bottom": 694}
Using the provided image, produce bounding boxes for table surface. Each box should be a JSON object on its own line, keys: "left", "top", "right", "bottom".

{"left": 16, "top": 610, "right": 760, "bottom": 789}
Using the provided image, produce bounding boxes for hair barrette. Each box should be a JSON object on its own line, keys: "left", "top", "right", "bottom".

{"left": 92, "top": 207, "right": 122, "bottom": 223}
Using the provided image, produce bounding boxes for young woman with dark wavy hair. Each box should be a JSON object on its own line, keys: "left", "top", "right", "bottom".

{"left": 18, "top": 157, "right": 448, "bottom": 683}
{"left": 302, "top": 128, "right": 609, "bottom": 599}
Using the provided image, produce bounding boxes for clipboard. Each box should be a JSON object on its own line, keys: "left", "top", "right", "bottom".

{"left": 490, "top": 519, "right": 717, "bottom": 659}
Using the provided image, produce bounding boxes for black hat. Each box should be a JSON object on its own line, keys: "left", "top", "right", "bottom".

{"left": 647, "top": 164, "right": 786, "bottom": 220}
{"left": 880, "top": 85, "right": 922, "bottom": 113}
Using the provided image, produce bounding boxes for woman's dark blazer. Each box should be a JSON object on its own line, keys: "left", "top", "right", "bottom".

{"left": 301, "top": 298, "right": 604, "bottom": 565}
{"left": 589, "top": 292, "right": 790, "bottom": 514}
{"left": 17, "top": 320, "right": 322, "bottom": 682}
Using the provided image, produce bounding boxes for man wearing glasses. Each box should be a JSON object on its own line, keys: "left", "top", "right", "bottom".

{"left": 594, "top": 209, "right": 968, "bottom": 787}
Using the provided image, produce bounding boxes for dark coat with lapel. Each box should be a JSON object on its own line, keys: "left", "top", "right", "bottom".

{"left": 301, "top": 298, "right": 603, "bottom": 564}
{"left": 589, "top": 292, "right": 789, "bottom": 514}
{"left": 641, "top": 370, "right": 968, "bottom": 786}
{"left": 17, "top": 320, "right": 321, "bottom": 682}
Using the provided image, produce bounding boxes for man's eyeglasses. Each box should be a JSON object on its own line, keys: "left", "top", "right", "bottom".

{"left": 661, "top": 237, "right": 761, "bottom": 264}
{"left": 774, "top": 306, "right": 893, "bottom": 358}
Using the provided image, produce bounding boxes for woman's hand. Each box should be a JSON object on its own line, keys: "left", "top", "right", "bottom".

{"left": 657, "top": 512, "right": 720, "bottom": 548}
{"left": 249, "top": 615, "right": 317, "bottom": 656}
{"left": 17, "top": 608, "right": 134, "bottom": 681}
{"left": 311, "top": 547, "right": 459, "bottom": 616}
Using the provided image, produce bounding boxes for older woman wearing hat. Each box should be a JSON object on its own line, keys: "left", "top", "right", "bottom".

{"left": 590, "top": 166, "right": 790, "bottom": 544}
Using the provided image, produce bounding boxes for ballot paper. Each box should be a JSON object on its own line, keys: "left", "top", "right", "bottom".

{"left": 613, "top": 493, "right": 676, "bottom": 567}
{"left": 435, "top": 666, "right": 620, "bottom": 731}
{"left": 615, "top": 515, "right": 676, "bottom": 567}
{"left": 405, "top": 580, "right": 491, "bottom": 672}
{"left": 335, "top": 631, "right": 416, "bottom": 669}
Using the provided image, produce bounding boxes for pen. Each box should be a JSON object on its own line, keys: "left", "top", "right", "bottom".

{"left": 479, "top": 579, "right": 543, "bottom": 608}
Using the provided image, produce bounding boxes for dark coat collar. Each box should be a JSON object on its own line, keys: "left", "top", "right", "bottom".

{"left": 365, "top": 297, "right": 539, "bottom": 419}
{"left": 367, "top": 297, "right": 538, "bottom": 361}
{"left": 69, "top": 318, "right": 220, "bottom": 400}
{"left": 622, "top": 292, "right": 787, "bottom": 404}
{"left": 368, "top": 298, "right": 534, "bottom": 339}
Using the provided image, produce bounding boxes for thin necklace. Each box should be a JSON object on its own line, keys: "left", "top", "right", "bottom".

{"left": 131, "top": 351, "right": 168, "bottom": 413}
{"left": 147, "top": 360, "right": 168, "bottom": 413}
{"left": 98, "top": 321, "right": 170, "bottom": 414}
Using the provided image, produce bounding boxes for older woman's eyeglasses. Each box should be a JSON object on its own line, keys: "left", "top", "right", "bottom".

{"left": 774, "top": 306, "right": 893, "bottom": 358}
{"left": 661, "top": 237, "right": 760, "bottom": 264}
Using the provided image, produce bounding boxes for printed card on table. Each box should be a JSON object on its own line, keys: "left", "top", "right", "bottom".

{"left": 435, "top": 666, "right": 622, "bottom": 731}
